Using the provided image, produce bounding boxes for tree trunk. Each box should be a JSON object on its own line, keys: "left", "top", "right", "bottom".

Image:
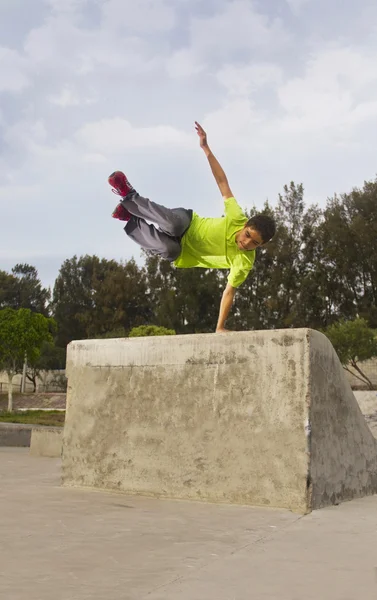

{"left": 26, "top": 373, "right": 37, "bottom": 393}
{"left": 7, "top": 371, "right": 14, "bottom": 412}
{"left": 343, "top": 366, "right": 370, "bottom": 388}
{"left": 351, "top": 360, "right": 374, "bottom": 390}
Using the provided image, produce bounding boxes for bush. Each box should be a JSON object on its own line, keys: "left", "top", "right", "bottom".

{"left": 323, "top": 318, "right": 377, "bottom": 389}
{"left": 128, "top": 325, "right": 176, "bottom": 337}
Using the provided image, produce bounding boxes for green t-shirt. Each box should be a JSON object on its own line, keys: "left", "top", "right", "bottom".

{"left": 174, "top": 197, "right": 255, "bottom": 288}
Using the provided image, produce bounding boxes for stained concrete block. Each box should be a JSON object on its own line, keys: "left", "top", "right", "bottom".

{"left": 0, "top": 423, "right": 33, "bottom": 447}
{"left": 61, "top": 329, "right": 377, "bottom": 513}
{"left": 30, "top": 427, "right": 63, "bottom": 458}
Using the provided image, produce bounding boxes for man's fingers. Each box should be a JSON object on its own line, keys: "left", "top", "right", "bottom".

{"left": 195, "top": 121, "right": 205, "bottom": 134}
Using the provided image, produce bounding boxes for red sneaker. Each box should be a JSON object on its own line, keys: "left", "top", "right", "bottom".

{"left": 108, "top": 171, "right": 135, "bottom": 197}
{"left": 112, "top": 203, "right": 132, "bottom": 222}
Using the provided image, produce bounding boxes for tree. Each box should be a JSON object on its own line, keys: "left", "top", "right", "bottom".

{"left": 11, "top": 264, "right": 50, "bottom": 315}
{"left": 0, "top": 309, "right": 54, "bottom": 411}
{"left": 26, "top": 341, "right": 66, "bottom": 392}
{"left": 0, "top": 270, "right": 18, "bottom": 309}
{"left": 320, "top": 179, "right": 377, "bottom": 327}
{"left": 323, "top": 318, "right": 377, "bottom": 389}
{"left": 52, "top": 255, "right": 151, "bottom": 346}
{"left": 0, "top": 265, "right": 50, "bottom": 314}
{"left": 129, "top": 325, "right": 176, "bottom": 337}
{"left": 230, "top": 191, "right": 324, "bottom": 331}
{"left": 95, "top": 327, "right": 127, "bottom": 339}
{"left": 143, "top": 252, "right": 222, "bottom": 334}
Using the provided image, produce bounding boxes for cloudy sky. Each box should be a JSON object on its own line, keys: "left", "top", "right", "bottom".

{"left": 1, "top": 0, "right": 377, "bottom": 288}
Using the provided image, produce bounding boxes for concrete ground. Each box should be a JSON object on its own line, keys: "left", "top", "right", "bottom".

{"left": 1, "top": 449, "right": 377, "bottom": 600}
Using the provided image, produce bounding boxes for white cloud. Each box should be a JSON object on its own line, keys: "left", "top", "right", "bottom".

{"left": 75, "top": 118, "right": 194, "bottom": 153}
{"left": 44, "top": 0, "right": 90, "bottom": 15}
{"left": 49, "top": 87, "right": 80, "bottom": 107}
{"left": 199, "top": 42, "right": 377, "bottom": 167}
{"left": 278, "top": 46, "right": 377, "bottom": 134}
{"left": 49, "top": 86, "right": 96, "bottom": 107}
{"left": 23, "top": 11, "right": 163, "bottom": 76}
{"left": 0, "top": 47, "right": 30, "bottom": 92}
{"left": 82, "top": 152, "right": 107, "bottom": 164}
{"left": 166, "top": 49, "right": 205, "bottom": 79}
{"left": 101, "top": 0, "right": 177, "bottom": 33}
{"left": 4, "top": 119, "right": 48, "bottom": 152}
{"left": 189, "top": 0, "right": 289, "bottom": 58}
{"left": 81, "top": 31, "right": 160, "bottom": 72}
{"left": 202, "top": 99, "right": 262, "bottom": 150}
{"left": 285, "top": 0, "right": 312, "bottom": 14}
{"left": 24, "top": 15, "right": 89, "bottom": 68}
{"left": 216, "top": 63, "right": 283, "bottom": 96}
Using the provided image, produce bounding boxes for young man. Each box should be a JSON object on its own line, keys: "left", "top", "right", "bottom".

{"left": 109, "top": 122, "right": 276, "bottom": 333}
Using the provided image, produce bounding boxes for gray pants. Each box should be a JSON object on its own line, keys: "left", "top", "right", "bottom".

{"left": 123, "top": 193, "right": 193, "bottom": 261}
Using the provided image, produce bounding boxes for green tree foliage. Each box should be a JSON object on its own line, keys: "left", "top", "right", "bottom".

{"left": 129, "top": 325, "right": 176, "bottom": 337}
{"left": 0, "top": 270, "right": 18, "bottom": 309}
{"left": 52, "top": 255, "right": 152, "bottom": 346}
{"left": 95, "top": 327, "right": 127, "bottom": 339}
{"left": 230, "top": 189, "right": 323, "bottom": 331}
{"left": 232, "top": 179, "right": 377, "bottom": 332}
{"left": 0, "top": 264, "right": 50, "bottom": 314}
{"left": 320, "top": 179, "right": 377, "bottom": 327}
{"left": 0, "top": 309, "right": 55, "bottom": 410}
{"left": 323, "top": 318, "right": 377, "bottom": 389}
{"left": 143, "top": 252, "right": 224, "bottom": 333}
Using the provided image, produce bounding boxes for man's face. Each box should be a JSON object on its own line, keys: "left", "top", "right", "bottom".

{"left": 235, "top": 225, "right": 263, "bottom": 251}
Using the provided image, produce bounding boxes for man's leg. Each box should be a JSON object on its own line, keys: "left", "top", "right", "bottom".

{"left": 123, "top": 193, "right": 192, "bottom": 238}
{"left": 109, "top": 170, "right": 192, "bottom": 238}
{"left": 124, "top": 217, "right": 182, "bottom": 262}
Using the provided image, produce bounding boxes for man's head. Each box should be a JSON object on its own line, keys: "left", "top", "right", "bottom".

{"left": 235, "top": 214, "right": 276, "bottom": 251}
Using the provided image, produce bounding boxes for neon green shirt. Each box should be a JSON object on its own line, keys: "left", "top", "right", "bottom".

{"left": 174, "top": 197, "right": 255, "bottom": 288}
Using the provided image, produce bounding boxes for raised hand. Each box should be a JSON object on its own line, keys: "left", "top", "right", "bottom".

{"left": 195, "top": 121, "right": 208, "bottom": 149}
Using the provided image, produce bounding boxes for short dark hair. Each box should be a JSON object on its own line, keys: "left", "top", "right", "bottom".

{"left": 246, "top": 214, "right": 276, "bottom": 244}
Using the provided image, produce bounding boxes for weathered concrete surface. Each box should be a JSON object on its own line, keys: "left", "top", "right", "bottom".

{"left": 308, "top": 333, "right": 377, "bottom": 509}
{"left": 0, "top": 422, "right": 33, "bottom": 447}
{"left": 62, "top": 329, "right": 377, "bottom": 513}
{"left": 2, "top": 449, "right": 377, "bottom": 600}
{"left": 30, "top": 426, "right": 63, "bottom": 457}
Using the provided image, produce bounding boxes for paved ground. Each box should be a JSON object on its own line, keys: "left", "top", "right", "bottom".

{"left": 1, "top": 448, "right": 377, "bottom": 600}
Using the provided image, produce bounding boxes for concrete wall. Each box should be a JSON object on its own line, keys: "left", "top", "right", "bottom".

{"left": 0, "top": 423, "right": 64, "bottom": 452}
{"left": 30, "top": 427, "right": 63, "bottom": 458}
{"left": 308, "top": 331, "right": 377, "bottom": 509}
{"left": 2, "top": 358, "right": 373, "bottom": 393}
{"left": 62, "top": 330, "right": 377, "bottom": 513}
{"left": 0, "top": 423, "right": 33, "bottom": 447}
{"left": 62, "top": 331, "right": 311, "bottom": 512}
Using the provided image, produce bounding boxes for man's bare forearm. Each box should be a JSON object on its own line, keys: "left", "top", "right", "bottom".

{"left": 203, "top": 145, "right": 233, "bottom": 199}
{"left": 203, "top": 145, "right": 227, "bottom": 184}
{"left": 195, "top": 121, "right": 233, "bottom": 198}
{"left": 216, "top": 285, "right": 236, "bottom": 332}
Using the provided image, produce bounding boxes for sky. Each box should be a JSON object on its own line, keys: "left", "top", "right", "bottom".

{"left": 1, "top": 0, "right": 377, "bottom": 289}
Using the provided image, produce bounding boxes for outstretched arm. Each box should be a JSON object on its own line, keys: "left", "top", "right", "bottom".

{"left": 216, "top": 283, "right": 236, "bottom": 333}
{"left": 195, "top": 121, "right": 233, "bottom": 200}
